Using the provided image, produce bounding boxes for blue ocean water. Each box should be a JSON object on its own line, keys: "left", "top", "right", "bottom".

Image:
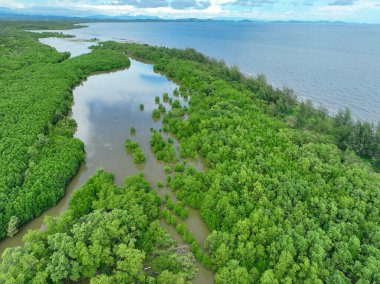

{"left": 67, "top": 22, "right": 380, "bottom": 123}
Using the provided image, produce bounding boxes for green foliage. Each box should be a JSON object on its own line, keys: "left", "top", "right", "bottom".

{"left": 165, "top": 198, "right": 189, "bottom": 220}
{"left": 172, "top": 99, "right": 182, "bottom": 109}
{"left": 163, "top": 209, "right": 178, "bottom": 226}
{"left": 164, "top": 165, "right": 172, "bottom": 174}
{"left": 175, "top": 223, "right": 197, "bottom": 247}
{"left": 174, "top": 162, "right": 185, "bottom": 172}
{"left": 150, "top": 132, "right": 178, "bottom": 163}
{"left": 169, "top": 174, "right": 185, "bottom": 192}
{"left": 173, "top": 201, "right": 189, "bottom": 219}
{"left": 2, "top": 28, "right": 380, "bottom": 283}
{"left": 133, "top": 148, "right": 146, "bottom": 164}
{"left": 124, "top": 139, "right": 139, "bottom": 153}
{"left": 215, "top": 260, "right": 250, "bottom": 284}
{"left": 0, "top": 26, "right": 130, "bottom": 239}
{"left": 152, "top": 109, "right": 161, "bottom": 120}
{"left": 163, "top": 92, "right": 169, "bottom": 102}
{"left": 166, "top": 198, "right": 175, "bottom": 210}
{"left": 150, "top": 132, "right": 166, "bottom": 152}
{"left": 157, "top": 180, "right": 164, "bottom": 188}
{"left": 0, "top": 20, "right": 85, "bottom": 31}
{"left": 130, "top": 127, "right": 136, "bottom": 135}
{"left": 114, "top": 41, "right": 380, "bottom": 283}
{"left": 140, "top": 103, "right": 144, "bottom": 111}
{"left": 0, "top": 170, "right": 197, "bottom": 282}
{"left": 158, "top": 104, "right": 166, "bottom": 113}
{"left": 173, "top": 88, "right": 180, "bottom": 97}
{"left": 6, "top": 216, "right": 19, "bottom": 238}
{"left": 294, "top": 102, "right": 380, "bottom": 168}
{"left": 166, "top": 175, "right": 172, "bottom": 186}
{"left": 125, "top": 139, "right": 146, "bottom": 164}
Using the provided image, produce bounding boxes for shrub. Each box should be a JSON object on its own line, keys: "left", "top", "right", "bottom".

{"left": 152, "top": 109, "right": 161, "bottom": 120}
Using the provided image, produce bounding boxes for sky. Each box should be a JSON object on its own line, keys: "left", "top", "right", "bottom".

{"left": 1, "top": 0, "right": 380, "bottom": 23}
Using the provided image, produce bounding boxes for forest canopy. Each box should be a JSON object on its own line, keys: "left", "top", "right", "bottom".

{"left": 95, "top": 41, "right": 380, "bottom": 283}
{"left": 0, "top": 24, "right": 130, "bottom": 239}
{"left": 0, "top": 170, "right": 198, "bottom": 283}
{"left": 0, "top": 21, "right": 379, "bottom": 283}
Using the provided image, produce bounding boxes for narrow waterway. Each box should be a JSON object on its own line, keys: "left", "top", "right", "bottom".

{"left": 0, "top": 37, "right": 213, "bottom": 283}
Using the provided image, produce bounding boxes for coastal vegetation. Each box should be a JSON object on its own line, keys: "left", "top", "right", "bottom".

{"left": 97, "top": 41, "right": 380, "bottom": 282}
{"left": 110, "top": 41, "right": 380, "bottom": 170}
{"left": 0, "top": 20, "right": 86, "bottom": 31}
{"left": 0, "top": 23, "right": 130, "bottom": 239}
{"left": 0, "top": 20, "right": 379, "bottom": 284}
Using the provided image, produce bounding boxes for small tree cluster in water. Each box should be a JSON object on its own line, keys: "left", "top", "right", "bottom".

{"left": 125, "top": 139, "right": 146, "bottom": 164}
{"left": 163, "top": 92, "right": 169, "bottom": 102}
{"left": 152, "top": 109, "right": 161, "bottom": 120}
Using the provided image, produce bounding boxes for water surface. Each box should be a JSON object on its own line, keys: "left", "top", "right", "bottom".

{"left": 0, "top": 42, "right": 213, "bottom": 282}
{"left": 0, "top": 59, "right": 174, "bottom": 250}
{"left": 51, "top": 22, "right": 380, "bottom": 123}
{"left": 39, "top": 37, "right": 95, "bottom": 57}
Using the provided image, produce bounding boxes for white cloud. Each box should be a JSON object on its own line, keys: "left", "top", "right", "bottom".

{"left": 36, "top": 0, "right": 239, "bottom": 17}
{"left": 1, "top": 0, "right": 378, "bottom": 22}
{"left": 0, "top": 0, "right": 24, "bottom": 8}
{"left": 317, "top": 0, "right": 379, "bottom": 19}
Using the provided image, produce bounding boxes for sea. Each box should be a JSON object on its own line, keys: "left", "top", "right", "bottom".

{"left": 51, "top": 21, "right": 380, "bottom": 123}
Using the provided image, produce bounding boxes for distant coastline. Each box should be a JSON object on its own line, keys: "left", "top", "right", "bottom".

{"left": 0, "top": 8, "right": 376, "bottom": 25}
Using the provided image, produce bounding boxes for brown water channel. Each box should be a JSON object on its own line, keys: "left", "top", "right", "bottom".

{"left": 0, "top": 39, "right": 213, "bottom": 282}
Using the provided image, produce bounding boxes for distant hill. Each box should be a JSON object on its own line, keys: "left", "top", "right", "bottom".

{"left": 0, "top": 8, "right": 215, "bottom": 22}
{"left": 0, "top": 7, "right": 350, "bottom": 24}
